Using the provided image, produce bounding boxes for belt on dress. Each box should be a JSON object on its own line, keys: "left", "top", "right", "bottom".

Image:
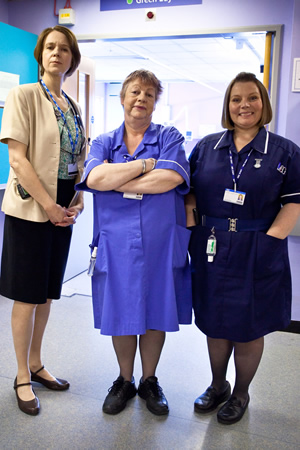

{"left": 201, "top": 215, "right": 273, "bottom": 232}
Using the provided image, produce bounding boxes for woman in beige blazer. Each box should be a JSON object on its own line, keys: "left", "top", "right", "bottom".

{"left": 0, "top": 25, "right": 85, "bottom": 416}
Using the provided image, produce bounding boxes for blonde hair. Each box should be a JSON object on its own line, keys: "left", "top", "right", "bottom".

{"left": 120, "top": 69, "right": 163, "bottom": 102}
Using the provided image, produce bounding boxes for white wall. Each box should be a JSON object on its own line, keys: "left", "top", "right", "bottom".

{"left": 166, "top": 82, "right": 224, "bottom": 139}
{"left": 64, "top": 192, "right": 93, "bottom": 281}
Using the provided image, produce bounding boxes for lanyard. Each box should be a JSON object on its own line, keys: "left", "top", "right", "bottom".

{"left": 229, "top": 148, "right": 253, "bottom": 191}
{"left": 40, "top": 79, "right": 79, "bottom": 155}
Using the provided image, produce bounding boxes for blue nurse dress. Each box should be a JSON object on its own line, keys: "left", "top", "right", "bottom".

{"left": 189, "top": 127, "right": 300, "bottom": 342}
{"left": 76, "top": 122, "right": 192, "bottom": 336}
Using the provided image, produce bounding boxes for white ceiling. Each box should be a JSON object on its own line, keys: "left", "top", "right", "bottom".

{"left": 78, "top": 32, "right": 266, "bottom": 90}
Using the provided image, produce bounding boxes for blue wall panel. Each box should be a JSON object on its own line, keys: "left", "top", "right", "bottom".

{"left": 0, "top": 22, "right": 37, "bottom": 184}
{"left": 0, "top": 22, "right": 37, "bottom": 84}
{"left": 0, "top": 109, "right": 9, "bottom": 185}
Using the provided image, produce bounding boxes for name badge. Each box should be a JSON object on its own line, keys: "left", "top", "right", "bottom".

{"left": 123, "top": 192, "right": 143, "bottom": 200}
{"left": 68, "top": 163, "right": 78, "bottom": 176}
{"left": 223, "top": 189, "right": 245, "bottom": 205}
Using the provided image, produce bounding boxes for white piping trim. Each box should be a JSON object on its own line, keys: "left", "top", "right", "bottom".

{"left": 213, "top": 131, "right": 227, "bottom": 150}
{"left": 158, "top": 159, "right": 190, "bottom": 180}
{"left": 281, "top": 192, "right": 300, "bottom": 198}
{"left": 264, "top": 131, "right": 269, "bottom": 154}
{"left": 213, "top": 130, "right": 269, "bottom": 154}
{"left": 85, "top": 157, "right": 99, "bottom": 171}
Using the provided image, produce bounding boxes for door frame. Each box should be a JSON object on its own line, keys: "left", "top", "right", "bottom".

{"left": 76, "top": 24, "right": 282, "bottom": 133}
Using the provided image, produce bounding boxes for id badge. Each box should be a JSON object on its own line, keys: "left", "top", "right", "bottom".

{"left": 123, "top": 192, "right": 143, "bottom": 200}
{"left": 68, "top": 163, "right": 78, "bottom": 176}
{"left": 223, "top": 189, "right": 245, "bottom": 205}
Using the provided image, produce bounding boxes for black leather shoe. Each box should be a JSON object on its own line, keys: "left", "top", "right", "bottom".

{"left": 31, "top": 366, "right": 70, "bottom": 391}
{"left": 14, "top": 377, "right": 40, "bottom": 416}
{"left": 138, "top": 376, "right": 169, "bottom": 416}
{"left": 194, "top": 381, "right": 231, "bottom": 413}
{"left": 217, "top": 395, "right": 250, "bottom": 424}
{"left": 103, "top": 376, "right": 137, "bottom": 415}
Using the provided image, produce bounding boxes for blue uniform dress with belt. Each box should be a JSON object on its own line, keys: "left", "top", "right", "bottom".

{"left": 189, "top": 127, "right": 300, "bottom": 342}
{"left": 76, "top": 122, "right": 192, "bottom": 336}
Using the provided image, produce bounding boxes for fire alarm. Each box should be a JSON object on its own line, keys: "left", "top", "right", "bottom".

{"left": 145, "top": 9, "right": 156, "bottom": 21}
{"left": 58, "top": 8, "right": 76, "bottom": 25}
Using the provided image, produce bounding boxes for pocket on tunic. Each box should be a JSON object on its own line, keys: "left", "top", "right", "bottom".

{"left": 253, "top": 232, "right": 291, "bottom": 325}
{"left": 95, "top": 232, "right": 108, "bottom": 273}
{"left": 254, "top": 232, "right": 287, "bottom": 279}
{"left": 173, "top": 225, "right": 191, "bottom": 268}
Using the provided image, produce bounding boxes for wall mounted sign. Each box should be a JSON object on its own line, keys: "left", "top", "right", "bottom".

{"left": 292, "top": 58, "right": 300, "bottom": 92}
{"left": 100, "top": 0, "right": 202, "bottom": 12}
{"left": 0, "top": 71, "right": 19, "bottom": 106}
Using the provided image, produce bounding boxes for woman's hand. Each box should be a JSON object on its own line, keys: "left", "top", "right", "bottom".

{"left": 144, "top": 158, "right": 157, "bottom": 173}
{"left": 52, "top": 205, "right": 83, "bottom": 227}
{"left": 44, "top": 202, "right": 68, "bottom": 226}
{"left": 185, "top": 193, "right": 197, "bottom": 227}
{"left": 267, "top": 203, "right": 300, "bottom": 239}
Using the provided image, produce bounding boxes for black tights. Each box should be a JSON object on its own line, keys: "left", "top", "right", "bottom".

{"left": 207, "top": 336, "right": 264, "bottom": 403}
{"left": 112, "top": 330, "right": 166, "bottom": 382}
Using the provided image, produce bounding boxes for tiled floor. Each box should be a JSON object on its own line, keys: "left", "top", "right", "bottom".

{"left": 0, "top": 268, "right": 299, "bottom": 449}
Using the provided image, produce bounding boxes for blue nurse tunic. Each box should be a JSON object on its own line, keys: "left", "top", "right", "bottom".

{"left": 76, "top": 123, "right": 192, "bottom": 336}
{"left": 189, "top": 127, "right": 300, "bottom": 342}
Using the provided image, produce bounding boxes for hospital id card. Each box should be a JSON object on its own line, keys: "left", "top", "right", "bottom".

{"left": 68, "top": 163, "right": 78, "bottom": 176}
{"left": 123, "top": 192, "right": 143, "bottom": 200}
{"left": 223, "top": 189, "right": 245, "bottom": 205}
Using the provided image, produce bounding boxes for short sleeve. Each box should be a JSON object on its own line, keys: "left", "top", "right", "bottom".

{"left": 155, "top": 126, "right": 190, "bottom": 194}
{"left": 188, "top": 140, "right": 202, "bottom": 190}
{"left": 75, "top": 135, "right": 109, "bottom": 193}
{"left": 0, "top": 86, "right": 30, "bottom": 145}
{"left": 280, "top": 141, "right": 300, "bottom": 205}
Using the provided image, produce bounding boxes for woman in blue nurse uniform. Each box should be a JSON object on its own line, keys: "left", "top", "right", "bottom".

{"left": 76, "top": 70, "right": 192, "bottom": 416}
{"left": 186, "top": 72, "right": 300, "bottom": 425}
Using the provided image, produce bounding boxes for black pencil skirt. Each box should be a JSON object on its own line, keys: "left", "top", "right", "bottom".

{"left": 0, "top": 179, "right": 75, "bottom": 304}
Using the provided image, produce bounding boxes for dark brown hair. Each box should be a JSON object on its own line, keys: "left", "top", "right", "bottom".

{"left": 34, "top": 25, "right": 81, "bottom": 78}
{"left": 120, "top": 69, "right": 163, "bottom": 102}
{"left": 221, "top": 72, "right": 272, "bottom": 129}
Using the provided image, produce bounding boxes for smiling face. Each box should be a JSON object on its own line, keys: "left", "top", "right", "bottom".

{"left": 42, "top": 30, "right": 73, "bottom": 79}
{"left": 229, "top": 81, "right": 263, "bottom": 133}
{"left": 121, "top": 78, "right": 156, "bottom": 125}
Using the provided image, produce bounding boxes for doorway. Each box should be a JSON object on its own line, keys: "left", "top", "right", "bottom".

{"left": 77, "top": 26, "right": 281, "bottom": 146}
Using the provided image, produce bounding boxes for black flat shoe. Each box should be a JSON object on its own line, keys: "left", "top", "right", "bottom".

{"left": 31, "top": 366, "right": 70, "bottom": 391}
{"left": 217, "top": 395, "right": 250, "bottom": 424}
{"left": 194, "top": 381, "right": 231, "bottom": 413}
{"left": 102, "top": 376, "right": 137, "bottom": 415}
{"left": 14, "top": 377, "right": 40, "bottom": 416}
{"left": 138, "top": 376, "right": 169, "bottom": 416}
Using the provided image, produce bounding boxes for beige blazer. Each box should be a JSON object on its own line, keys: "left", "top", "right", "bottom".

{"left": 0, "top": 82, "right": 85, "bottom": 222}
